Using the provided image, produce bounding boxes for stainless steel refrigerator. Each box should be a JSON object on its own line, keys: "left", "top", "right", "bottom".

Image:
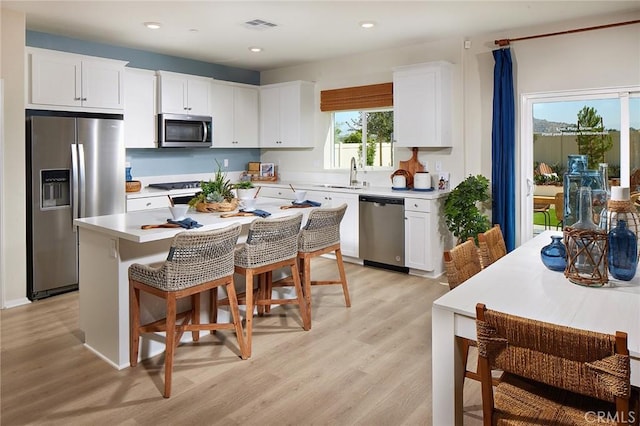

{"left": 26, "top": 111, "right": 125, "bottom": 300}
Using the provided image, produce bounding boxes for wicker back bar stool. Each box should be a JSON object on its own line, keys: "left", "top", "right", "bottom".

{"left": 477, "top": 224, "right": 507, "bottom": 268}
{"left": 233, "top": 213, "right": 310, "bottom": 357}
{"left": 475, "top": 303, "right": 634, "bottom": 426}
{"left": 269, "top": 204, "right": 351, "bottom": 319}
{"left": 129, "top": 224, "right": 247, "bottom": 398}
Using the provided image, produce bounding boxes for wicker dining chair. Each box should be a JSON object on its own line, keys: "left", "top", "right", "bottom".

{"left": 475, "top": 303, "right": 634, "bottom": 426}
{"left": 443, "top": 237, "right": 485, "bottom": 384}
{"left": 478, "top": 224, "right": 507, "bottom": 268}
{"left": 268, "top": 204, "right": 351, "bottom": 319}
{"left": 129, "top": 224, "right": 247, "bottom": 398}
{"left": 554, "top": 192, "right": 564, "bottom": 230}
{"left": 443, "top": 237, "right": 482, "bottom": 290}
{"left": 232, "top": 213, "right": 310, "bottom": 357}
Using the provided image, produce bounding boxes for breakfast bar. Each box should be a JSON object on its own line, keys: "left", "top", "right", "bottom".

{"left": 432, "top": 230, "right": 640, "bottom": 425}
{"left": 74, "top": 200, "right": 311, "bottom": 369}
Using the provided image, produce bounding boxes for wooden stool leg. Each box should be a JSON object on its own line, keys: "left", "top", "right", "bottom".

{"left": 129, "top": 283, "right": 140, "bottom": 367}
{"left": 210, "top": 287, "right": 218, "bottom": 335}
{"left": 225, "top": 280, "right": 248, "bottom": 359}
{"left": 257, "top": 273, "right": 265, "bottom": 316}
{"left": 164, "top": 295, "right": 177, "bottom": 398}
{"left": 291, "top": 261, "right": 310, "bottom": 330}
{"left": 264, "top": 271, "right": 273, "bottom": 314}
{"left": 335, "top": 248, "right": 351, "bottom": 307}
{"left": 190, "top": 293, "right": 198, "bottom": 341}
{"left": 244, "top": 271, "right": 254, "bottom": 357}
{"left": 302, "top": 255, "right": 312, "bottom": 317}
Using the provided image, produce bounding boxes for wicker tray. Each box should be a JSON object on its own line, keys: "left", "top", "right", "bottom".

{"left": 195, "top": 198, "right": 239, "bottom": 212}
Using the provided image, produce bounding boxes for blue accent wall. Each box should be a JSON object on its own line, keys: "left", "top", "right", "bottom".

{"left": 127, "top": 148, "right": 260, "bottom": 177}
{"left": 27, "top": 31, "right": 262, "bottom": 176}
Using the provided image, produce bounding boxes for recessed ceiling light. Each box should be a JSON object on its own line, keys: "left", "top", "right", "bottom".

{"left": 143, "top": 22, "right": 161, "bottom": 30}
{"left": 249, "top": 47, "right": 263, "bottom": 53}
{"left": 360, "top": 21, "right": 376, "bottom": 29}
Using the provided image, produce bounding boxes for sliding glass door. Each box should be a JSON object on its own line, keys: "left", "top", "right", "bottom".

{"left": 521, "top": 87, "right": 640, "bottom": 242}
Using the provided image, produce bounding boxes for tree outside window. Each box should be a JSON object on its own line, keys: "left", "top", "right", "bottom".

{"left": 333, "top": 109, "right": 393, "bottom": 168}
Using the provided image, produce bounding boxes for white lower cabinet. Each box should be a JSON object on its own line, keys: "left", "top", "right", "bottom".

{"left": 305, "top": 190, "right": 359, "bottom": 258}
{"left": 404, "top": 197, "right": 444, "bottom": 276}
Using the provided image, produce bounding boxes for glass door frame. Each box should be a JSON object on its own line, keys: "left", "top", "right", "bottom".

{"left": 520, "top": 86, "right": 639, "bottom": 245}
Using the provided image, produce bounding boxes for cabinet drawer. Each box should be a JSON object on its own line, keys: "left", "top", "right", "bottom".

{"left": 404, "top": 198, "right": 431, "bottom": 212}
{"left": 127, "top": 196, "right": 170, "bottom": 211}
{"left": 258, "top": 187, "right": 294, "bottom": 200}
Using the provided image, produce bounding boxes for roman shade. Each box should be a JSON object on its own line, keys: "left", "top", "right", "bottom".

{"left": 320, "top": 82, "right": 393, "bottom": 111}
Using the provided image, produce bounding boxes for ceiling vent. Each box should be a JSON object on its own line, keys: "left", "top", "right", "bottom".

{"left": 244, "top": 19, "right": 278, "bottom": 30}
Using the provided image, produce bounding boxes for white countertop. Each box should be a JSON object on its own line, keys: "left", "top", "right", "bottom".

{"left": 125, "top": 180, "right": 449, "bottom": 201}
{"left": 74, "top": 199, "right": 310, "bottom": 244}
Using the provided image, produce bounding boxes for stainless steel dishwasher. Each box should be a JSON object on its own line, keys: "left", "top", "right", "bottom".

{"left": 359, "top": 195, "right": 408, "bottom": 273}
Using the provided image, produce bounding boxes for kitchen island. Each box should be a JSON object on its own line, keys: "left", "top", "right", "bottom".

{"left": 74, "top": 199, "right": 311, "bottom": 369}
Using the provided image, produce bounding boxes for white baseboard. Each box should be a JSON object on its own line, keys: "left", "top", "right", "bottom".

{"left": 2, "top": 297, "right": 31, "bottom": 309}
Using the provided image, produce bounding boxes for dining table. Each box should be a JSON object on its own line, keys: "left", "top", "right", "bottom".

{"left": 431, "top": 230, "right": 640, "bottom": 425}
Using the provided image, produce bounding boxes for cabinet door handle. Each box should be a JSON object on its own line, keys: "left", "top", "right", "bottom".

{"left": 81, "top": 97, "right": 87, "bottom": 101}
{"left": 146, "top": 202, "right": 152, "bottom": 206}
{"left": 74, "top": 97, "right": 81, "bottom": 101}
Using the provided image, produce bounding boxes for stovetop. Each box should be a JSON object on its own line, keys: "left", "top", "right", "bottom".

{"left": 148, "top": 181, "right": 201, "bottom": 190}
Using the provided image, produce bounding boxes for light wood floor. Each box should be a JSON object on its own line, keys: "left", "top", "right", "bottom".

{"left": 1, "top": 258, "right": 484, "bottom": 425}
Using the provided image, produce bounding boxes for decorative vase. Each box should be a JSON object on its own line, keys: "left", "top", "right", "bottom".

{"left": 564, "top": 186, "right": 608, "bottom": 286}
{"left": 540, "top": 235, "right": 567, "bottom": 271}
{"left": 608, "top": 217, "right": 638, "bottom": 281}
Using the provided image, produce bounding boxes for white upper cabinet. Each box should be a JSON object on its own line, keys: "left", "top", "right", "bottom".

{"left": 124, "top": 68, "right": 156, "bottom": 148}
{"left": 259, "top": 81, "right": 315, "bottom": 148}
{"left": 157, "top": 70, "right": 211, "bottom": 116}
{"left": 210, "top": 80, "right": 259, "bottom": 148}
{"left": 27, "top": 47, "right": 127, "bottom": 111}
{"left": 393, "top": 61, "right": 452, "bottom": 147}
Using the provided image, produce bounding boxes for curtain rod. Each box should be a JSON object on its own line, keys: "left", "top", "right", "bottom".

{"left": 495, "top": 19, "right": 640, "bottom": 47}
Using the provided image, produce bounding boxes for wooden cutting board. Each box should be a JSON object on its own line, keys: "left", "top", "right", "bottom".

{"left": 220, "top": 212, "right": 256, "bottom": 218}
{"left": 140, "top": 223, "right": 182, "bottom": 229}
{"left": 399, "top": 147, "right": 424, "bottom": 178}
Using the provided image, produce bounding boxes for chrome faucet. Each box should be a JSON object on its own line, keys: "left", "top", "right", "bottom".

{"left": 349, "top": 157, "right": 358, "bottom": 186}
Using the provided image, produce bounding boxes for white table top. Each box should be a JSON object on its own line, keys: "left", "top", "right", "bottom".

{"left": 74, "top": 199, "right": 311, "bottom": 243}
{"left": 433, "top": 230, "right": 640, "bottom": 359}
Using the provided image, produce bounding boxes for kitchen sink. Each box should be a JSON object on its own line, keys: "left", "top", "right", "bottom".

{"left": 313, "top": 184, "right": 363, "bottom": 190}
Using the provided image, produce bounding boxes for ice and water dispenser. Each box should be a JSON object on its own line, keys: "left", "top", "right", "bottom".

{"left": 40, "top": 169, "right": 70, "bottom": 209}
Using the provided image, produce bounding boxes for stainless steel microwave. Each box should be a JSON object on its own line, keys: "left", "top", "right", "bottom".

{"left": 157, "top": 113, "right": 212, "bottom": 148}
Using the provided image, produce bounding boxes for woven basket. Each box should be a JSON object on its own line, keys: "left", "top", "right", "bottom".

{"left": 195, "top": 198, "right": 239, "bottom": 213}
{"left": 125, "top": 180, "right": 141, "bottom": 192}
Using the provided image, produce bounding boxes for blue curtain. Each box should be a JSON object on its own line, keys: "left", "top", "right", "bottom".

{"left": 491, "top": 48, "right": 516, "bottom": 251}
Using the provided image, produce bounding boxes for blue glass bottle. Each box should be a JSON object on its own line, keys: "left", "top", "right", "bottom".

{"left": 608, "top": 217, "right": 638, "bottom": 281}
{"left": 540, "top": 235, "right": 567, "bottom": 271}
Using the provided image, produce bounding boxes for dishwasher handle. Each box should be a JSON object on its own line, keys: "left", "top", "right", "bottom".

{"left": 359, "top": 195, "right": 404, "bottom": 205}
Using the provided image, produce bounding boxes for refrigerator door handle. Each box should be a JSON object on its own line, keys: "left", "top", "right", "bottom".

{"left": 71, "top": 144, "right": 79, "bottom": 231}
{"left": 78, "top": 144, "right": 86, "bottom": 218}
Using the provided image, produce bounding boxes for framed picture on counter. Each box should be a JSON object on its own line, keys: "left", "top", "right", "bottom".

{"left": 260, "top": 162, "right": 275, "bottom": 177}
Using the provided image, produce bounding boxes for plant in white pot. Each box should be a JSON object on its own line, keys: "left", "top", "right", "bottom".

{"left": 234, "top": 180, "right": 257, "bottom": 199}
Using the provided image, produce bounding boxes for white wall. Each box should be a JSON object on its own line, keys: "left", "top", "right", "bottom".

{"left": 1, "top": 8, "right": 28, "bottom": 308}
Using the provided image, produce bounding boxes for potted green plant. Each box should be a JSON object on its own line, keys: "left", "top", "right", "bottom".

{"left": 444, "top": 174, "right": 491, "bottom": 244}
{"left": 234, "top": 180, "right": 257, "bottom": 199}
{"left": 189, "top": 162, "right": 237, "bottom": 212}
